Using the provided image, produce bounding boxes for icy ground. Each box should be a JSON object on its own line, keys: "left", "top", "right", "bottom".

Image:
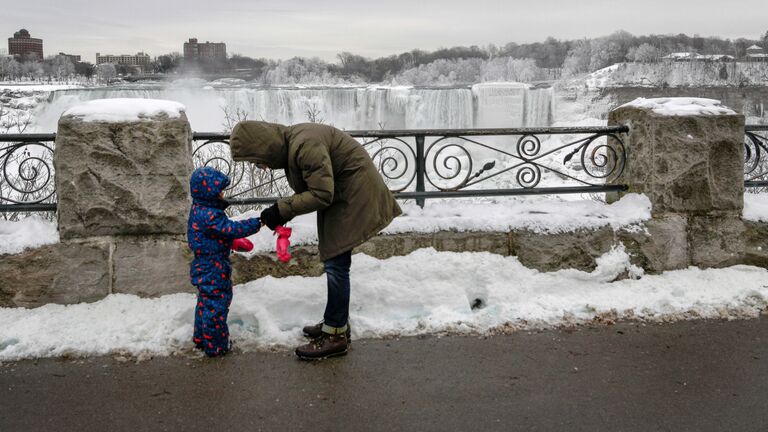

{"left": 1, "top": 246, "right": 767, "bottom": 361}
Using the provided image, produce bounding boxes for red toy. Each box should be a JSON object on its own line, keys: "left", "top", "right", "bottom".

{"left": 231, "top": 238, "right": 254, "bottom": 252}
{"left": 275, "top": 225, "right": 292, "bottom": 263}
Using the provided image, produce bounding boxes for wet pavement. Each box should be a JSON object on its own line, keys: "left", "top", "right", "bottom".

{"left": 1, "top": 318, "right": 767, "bottom": 432}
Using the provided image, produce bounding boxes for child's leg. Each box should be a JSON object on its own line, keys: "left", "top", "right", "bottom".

{"left": 193, "top": 291, "right": 204, "bottom": 349}
{"left": 200, "top": 285, "right": 234, "bottom": 357}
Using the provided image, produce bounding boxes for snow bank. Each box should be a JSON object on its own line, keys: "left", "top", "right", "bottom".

{"left": 62, "top": 98, "right": 186, "bottom": 122}
{"left": 0, "top": 216, "right": 59, "bottom": 255}
{"left": 620, "top": 97, "right": 737, "bottom": 116}
{"left": 233, "top": 194, "right": 652, "bottom": 255}
{"left": 743, "top": 193, "right": 768, "bottom": 222}
{"left": 1, "top": 247, "right": 766, "bottom": 361}
{"left": 0, "top": 83, "right": 83, "bottom": 92}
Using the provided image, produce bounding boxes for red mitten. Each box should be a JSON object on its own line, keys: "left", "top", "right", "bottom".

{"left": 231, "top": 238, "right": 254, "bottom": 252}
{"left": 275, "top": 225, "right": 292, "bottom": 263}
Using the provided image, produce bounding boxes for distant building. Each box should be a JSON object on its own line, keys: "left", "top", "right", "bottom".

{"left": 8, "top": 29, "right": 44, "bottom": 60}
{"left": 184, "top": 38, "right": 227, "bottom": 61}
{"left": 662, "top": 52, "right": 700, "bottom": 62}
{"left": 662, "top": 52, "right": 735, "bottom": 62}
{"left": 96, "top": 52, "right": 151, "bottom": 70}
{"left": 746, "top": 45, "right": 768, "bottom": 62}
{"left": 58, "top": 52, "right": 81, "bottom": 63}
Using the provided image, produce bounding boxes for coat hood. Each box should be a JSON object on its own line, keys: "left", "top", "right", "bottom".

{"left": 190, "top": 167, "right": 230, "bottom": 209}
{"left": 230, "top": 121, "right": 289, "bottom": 169}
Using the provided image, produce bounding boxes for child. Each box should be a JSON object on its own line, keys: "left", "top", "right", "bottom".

{"left": 187, "top": 167, "right": 262, "bottom": 357}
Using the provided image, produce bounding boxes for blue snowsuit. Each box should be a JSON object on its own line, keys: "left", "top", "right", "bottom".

{"left": 187, "top": 167, "right": 261, "bottom": 357}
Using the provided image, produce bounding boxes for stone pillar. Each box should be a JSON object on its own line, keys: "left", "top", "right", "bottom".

{"left": 52, "top": 99, "right": 194, "bottom": 298}
{"left": 609, "top": 98, "right": 745, "bottom": 269}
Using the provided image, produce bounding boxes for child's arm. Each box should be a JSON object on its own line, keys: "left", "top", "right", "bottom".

{"left": 207, "top": 211, "right": 262, "bottom": 240}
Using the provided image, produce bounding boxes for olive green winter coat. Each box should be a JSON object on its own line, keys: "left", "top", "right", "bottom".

{"left": 230, "top": 121, "right": 402, "bottom": 261}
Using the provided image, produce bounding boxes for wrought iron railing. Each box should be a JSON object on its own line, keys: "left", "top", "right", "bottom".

{"left": 0, "top": 133, "right": 57, "bottom": 213}
{"left": 193, "top": 126, "right": 630, "bottom": 209}
{"left": 1, "top": 126, "right": 631, "bottom": 212}
{"left": 745, "top": 125, "right": 768, "bottom": 189}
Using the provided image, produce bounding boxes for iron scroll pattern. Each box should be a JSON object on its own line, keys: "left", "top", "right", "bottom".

{"left": 192, "top": 129, "right": 628, "bottom": 202}
{"left": 359, "top": 130, "right": 627, "bottom": 192}
{"left": 744, "top": 128, "right": 768, "bottom": 182}
{"left": 0, "top": 135, "right": 56, "bottom": 206}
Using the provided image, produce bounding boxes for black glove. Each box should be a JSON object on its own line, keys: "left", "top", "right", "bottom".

{"left": 260, "top": 204, "right": 287, "bottom": 231}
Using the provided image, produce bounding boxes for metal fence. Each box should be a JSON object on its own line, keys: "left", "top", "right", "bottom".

{"left": 0, "top": 125, "right": 647, "bottom": 212}
{"left": 193, "top": 126, "right": 630, "bottom": 209}
{"left": 744, "top": 125, "right": 768, "bottom": 189}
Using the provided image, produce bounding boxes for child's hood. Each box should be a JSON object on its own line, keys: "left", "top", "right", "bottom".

{"left": 190, "top": 167, "right": 230, "bottom": 207}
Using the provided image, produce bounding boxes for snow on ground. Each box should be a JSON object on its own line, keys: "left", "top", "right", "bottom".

{"left": 231, "top": 193, "right": 651, "bottom": 255}
{"left": 619, "top": 97, "right": 737, "bottom": 116}
{"left": 0, "top": 83, "right": 83, "bottom": 92}
{"left": 744, "top": 193, "right": 768, "bottom": 222}
{"left": 62, "top": 98, "right": 186, "bottom": 122}
{"left": 0, "top": 216, "right": 59, "bottom": 255}
{"left": 1, "top": 246, "right": 767, "bottom": 361}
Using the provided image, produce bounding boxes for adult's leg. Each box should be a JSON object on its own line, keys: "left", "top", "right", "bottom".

{"left": 322, "top": 250, "right": 352, "bottom": 334}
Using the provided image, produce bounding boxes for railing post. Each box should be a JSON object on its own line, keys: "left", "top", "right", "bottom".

{"left": 415, "top": 134, "right": 426, "bottom": 208}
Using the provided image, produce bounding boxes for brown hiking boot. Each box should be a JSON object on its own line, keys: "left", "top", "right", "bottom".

{"left": 295, "top": 333, "right": 349, "bottom": 360}
{"left": 302, "top": 321, "right": 351, "bottom": 341}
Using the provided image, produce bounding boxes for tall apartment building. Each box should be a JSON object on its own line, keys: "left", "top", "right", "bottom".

{"left": 8, "top": 29, "right": 44, "bottom": 60}
{"left": 183, "top": 38, "right": 227, "bottom": 61}
{"left": 96, "top": 52, "right": 151, "bottom": 69}
{"left": 58, "top": 52, "right": 81, "bottom": 63}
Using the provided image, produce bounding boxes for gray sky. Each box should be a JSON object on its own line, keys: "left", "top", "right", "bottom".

{"left": 3, "top": 0, "right": 766, "bottom": 63}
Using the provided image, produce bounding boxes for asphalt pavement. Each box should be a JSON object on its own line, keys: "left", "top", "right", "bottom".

{"left": 1, "top": 318, "right": 767, "bottom": 432}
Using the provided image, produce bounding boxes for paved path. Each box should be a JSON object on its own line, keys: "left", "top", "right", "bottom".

{"left": 1, "top": 318, "right": 767, "bottom": 432}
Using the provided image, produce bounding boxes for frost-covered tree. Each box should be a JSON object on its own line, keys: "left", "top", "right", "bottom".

{"left": 0, "top": 57, "right": 21, "bottom": 79}
{"left": 51, "top": 56, "right": 76, "bottom": 80}
{"left": 96, "top": 63, "right": 117, "bottom": 83}
{"left": 627, "top": 43, "right": 661, "bottom": 63}
{"left": 562, "top": 40, "right": 592, "bottom": 76}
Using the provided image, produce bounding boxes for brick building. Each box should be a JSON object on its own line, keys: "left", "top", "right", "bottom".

{"left": 58, "top": 52, "right": 81, "bottom": 63}
{"left": 183, "top": 38, "right": 227, "bottom": 61}
{"left": 96, "top": 52, "right": 151, "bottom": 70}
{"left": 8, "top": 29, "right": 44, "bottom": 61}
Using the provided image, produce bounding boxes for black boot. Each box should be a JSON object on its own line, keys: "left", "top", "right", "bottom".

{"left": 302, "top": 321, "right": 351, "bottom": 341}
{"left": 295, "top": 333, "right": 349, "bottom": 360}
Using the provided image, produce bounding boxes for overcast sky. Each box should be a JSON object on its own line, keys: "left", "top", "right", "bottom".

{"left": 2, "top": 0, "right": 766, "bottom": 63}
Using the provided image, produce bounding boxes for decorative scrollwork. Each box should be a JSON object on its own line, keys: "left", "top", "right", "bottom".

{"left": 745, "top": 132, "right": 768, "bottom": 180}
{"left": 0, "top": 141, "right": 56, "bottom": 205}
{"left": 363, "top": 137, "right": 417, "bottom": 192}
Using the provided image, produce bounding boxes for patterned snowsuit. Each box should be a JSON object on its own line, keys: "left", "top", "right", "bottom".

{"left": 187, "top": 167, "right": 261, "bottom": 357}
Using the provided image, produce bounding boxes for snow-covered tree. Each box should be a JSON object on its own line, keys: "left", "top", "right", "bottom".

{"left": 96, "top": 63, "right": 117, "bottom": 83}
{"left": 627, "top": 43, "right": 662, "bottom": 63}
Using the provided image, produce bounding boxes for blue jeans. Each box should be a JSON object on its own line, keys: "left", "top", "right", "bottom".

{"left": 323, "top": 251, "right": 352, "bottom": 329}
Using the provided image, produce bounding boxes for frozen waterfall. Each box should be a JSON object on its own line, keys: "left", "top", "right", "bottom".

{"left": 31, "top": 83, "right": 554, "bottom": 132}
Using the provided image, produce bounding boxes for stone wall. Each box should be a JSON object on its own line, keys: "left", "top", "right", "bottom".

{"left": 2, "top": 96, "right": 768, "bottom": 308}
{"left": 1, "top": 105, "right": 196, "bottom": 307}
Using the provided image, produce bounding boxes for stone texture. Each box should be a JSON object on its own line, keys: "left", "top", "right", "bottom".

{"left": 510, "top": 227, "right": 615, "bottom": 272}
{"left": 743, "top": 221, "right": 768, "bottom": 268}
{"left": 54, "top": 113, "right": 194, "bottom": 240}
{"left": 231, "top": 246, "right": 324, "bottom": 285}
{"left": 355, "top": 234, "right": 434, "bottom": 259}
{"left": 608, "top": 106, "right": 744, "bottom": 215}
{"left": 432, "top": 232, "right": 510, "bottom": 256}
{"left": 112, "top": 236, "right": 194, "bottom": 297}
{"left": 688, "top": 212, "right": 745, "bottom": 268}
{"left": 0, "top": 241, "right": 110, "bottom": 308}
{"left": 618, "top": 214, "right": 689, "bottom": 273}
